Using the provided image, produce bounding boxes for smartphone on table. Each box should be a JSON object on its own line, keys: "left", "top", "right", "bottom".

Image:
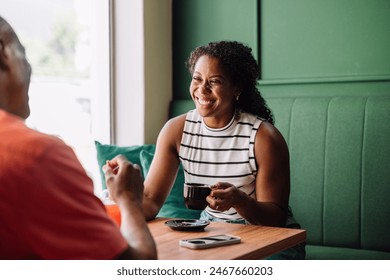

{"left": 179, "top": 234, "right": 241, "bottom": 249}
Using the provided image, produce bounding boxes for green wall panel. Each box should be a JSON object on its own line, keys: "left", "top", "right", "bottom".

{"left": 260, "top": 0, "right": 390, "bottom": 82}
{"left": 173, "top": 0, "right": 258, "bottom": 99}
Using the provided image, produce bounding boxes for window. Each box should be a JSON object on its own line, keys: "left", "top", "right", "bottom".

{"left": 1, "top": 0, "right": 111, "bottom": 192}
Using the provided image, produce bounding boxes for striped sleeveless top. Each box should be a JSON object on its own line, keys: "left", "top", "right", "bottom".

{"left": 179, "top": 109, "right": 263, "bottom": 221}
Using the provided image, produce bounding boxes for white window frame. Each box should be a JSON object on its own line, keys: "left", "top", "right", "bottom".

{"left": 111, "top": 0, "right": 172, "bottom": 146}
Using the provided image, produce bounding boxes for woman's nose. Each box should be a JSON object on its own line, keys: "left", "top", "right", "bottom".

{"left": 200, "top": 82, "right": 211, "bottom": 93}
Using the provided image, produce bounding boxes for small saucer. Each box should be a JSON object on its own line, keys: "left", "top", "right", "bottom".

{"left": 164, "top": 219, "right": 210, "bottom": 231}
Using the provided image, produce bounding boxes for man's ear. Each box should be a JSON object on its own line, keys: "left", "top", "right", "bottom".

{"left": 0, "top": 39, "right": 10, "bottom": 71}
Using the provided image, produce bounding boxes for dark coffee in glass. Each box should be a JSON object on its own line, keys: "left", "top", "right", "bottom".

{"left": 184, "top": 183, "right": 211, "bottom": 210}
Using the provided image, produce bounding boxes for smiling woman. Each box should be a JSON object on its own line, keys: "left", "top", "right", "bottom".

{"left": 0, "top": 0, "right": 111, "bottom": 190}
{"left": 140, "top": 40, "right": 305, "bottom": 259}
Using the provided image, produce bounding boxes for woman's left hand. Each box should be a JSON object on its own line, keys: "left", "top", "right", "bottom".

{"left": 206, "top": 182, "right": 245, "bottom": 211}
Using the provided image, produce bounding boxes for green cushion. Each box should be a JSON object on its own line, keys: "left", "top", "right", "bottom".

{"left": 263, "top": 96, "right": 390, "bottom": 251}
{"left": 139, "top": 150, "right": 202, "bottom": 219}
{"left": 306, "top": 245, "right": 390, "bottom": 260}
{"left": 94, "top": 141, "right": 156, "bottom": 190}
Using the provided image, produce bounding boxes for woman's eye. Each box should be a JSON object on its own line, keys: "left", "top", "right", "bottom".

{"left": 192, "top": 76, "right": 201, "bottom": 82}
{"left": 210, "top": 79, "right": 220, "bottom": 85}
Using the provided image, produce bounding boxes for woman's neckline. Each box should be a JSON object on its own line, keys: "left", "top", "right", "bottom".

{"left": 202, "top": 112, "right": 236, "bottom": 132}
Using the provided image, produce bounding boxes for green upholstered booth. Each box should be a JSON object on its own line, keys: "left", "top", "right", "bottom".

{"left": 168, "top": 94, "right": 390, "bottom": 260}
{"left": 96, "top": 94, "right": 389, "bottom": 260}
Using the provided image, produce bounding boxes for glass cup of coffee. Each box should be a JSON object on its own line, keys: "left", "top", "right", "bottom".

{"left": 184, "top": 183, "right": 212, "bottom": 210}
{"left": 101, "top": 189, "right": 121, "bottom": 226}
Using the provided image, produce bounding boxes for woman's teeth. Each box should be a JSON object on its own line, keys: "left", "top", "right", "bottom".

{"left": 198, "top": 98, "right": 214, "bottom": 105}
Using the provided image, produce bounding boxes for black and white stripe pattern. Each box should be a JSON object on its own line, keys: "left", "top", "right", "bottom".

{"left": 179, "top": 109, "right": 262, "bottom": 221}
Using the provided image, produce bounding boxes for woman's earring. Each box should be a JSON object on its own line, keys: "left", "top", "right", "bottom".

{"left": 236, "top": 95, "right": 240, "bottom": 101}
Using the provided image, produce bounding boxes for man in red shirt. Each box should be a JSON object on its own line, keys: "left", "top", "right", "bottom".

{"left": 0, "top": 15, "right": 156, "bottom": 260}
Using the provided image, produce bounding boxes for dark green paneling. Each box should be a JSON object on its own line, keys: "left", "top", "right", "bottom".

{"left": 172, "top": 0, "right": 258, "bottom": 99}
{"left": 260, "top": 0, "right": 390, "bottom": 81}
{"left": 172, "top": 0, "right": 390, "bottom": 104}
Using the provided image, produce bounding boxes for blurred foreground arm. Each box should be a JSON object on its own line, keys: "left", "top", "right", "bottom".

{"left": 103, "top": 155, "right": 157, "bottom": 260}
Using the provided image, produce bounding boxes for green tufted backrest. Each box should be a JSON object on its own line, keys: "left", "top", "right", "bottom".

{"left": 170, "top": 95, "right": 390, "bottom": 253}
{"left": 267, "top": 96, "right": 390, "bottom": 252}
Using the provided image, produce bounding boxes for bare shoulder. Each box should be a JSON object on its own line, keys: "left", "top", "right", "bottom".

{"left": 157, "top": 113, "right": 187, "bottom": 151}
{"left": 257, "top": 121, "right": 285, "bottom": 141}
{"left": 163, "top": 114, "right": 186, "bottom": 129}
{"left": 255, "top": 121, "right": 289, "bottom": 156}
{"left": 159, "top": 114, "right": 186, "bottom": 137}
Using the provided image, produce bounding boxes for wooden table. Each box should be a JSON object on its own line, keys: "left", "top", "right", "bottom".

{"left": 148, "top": 218, "right": 306, "bottom": 260}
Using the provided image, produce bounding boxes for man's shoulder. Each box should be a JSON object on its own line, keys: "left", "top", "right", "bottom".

{"left": 0, "top": 111, "right": 66, "bottom": 157}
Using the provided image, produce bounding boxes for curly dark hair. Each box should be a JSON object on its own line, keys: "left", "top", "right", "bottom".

{"left": 186, "top": 41, "right": 274, "bottom": 124}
